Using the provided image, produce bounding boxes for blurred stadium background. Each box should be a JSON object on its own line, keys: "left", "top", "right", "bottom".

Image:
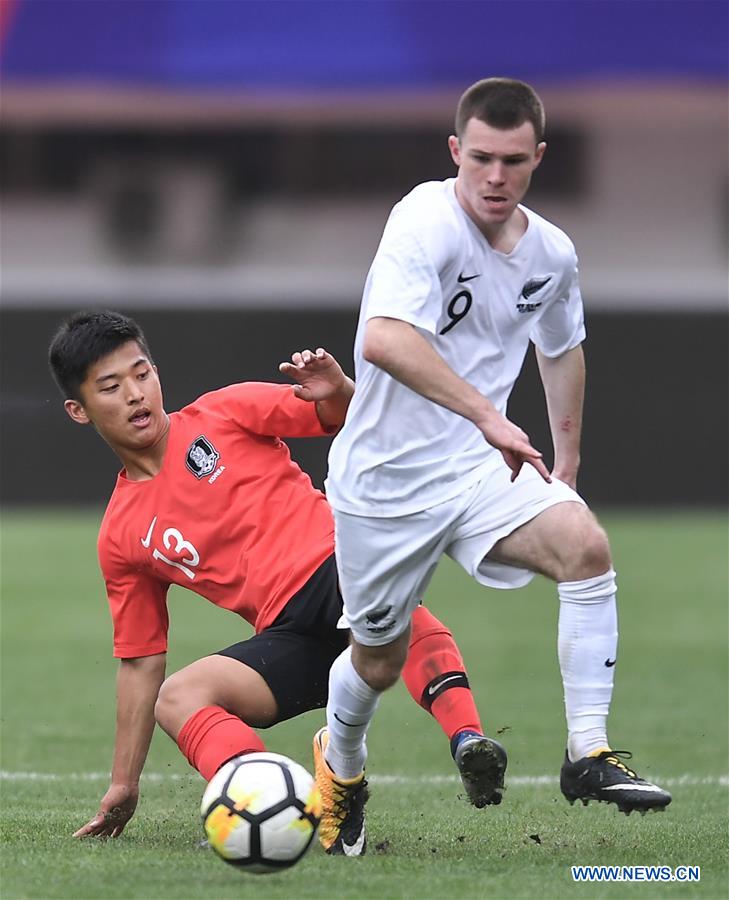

{"left": 1, "top": 0, "right": 727, "bottom": 507}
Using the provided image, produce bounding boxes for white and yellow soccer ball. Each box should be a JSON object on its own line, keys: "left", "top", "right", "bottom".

{"left": 200, "top": 752, "right": 321, "bottom": 874}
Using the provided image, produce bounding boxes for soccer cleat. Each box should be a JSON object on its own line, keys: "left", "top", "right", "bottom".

{"left": 452, "top": 731, "right": 508, "bottom": 808}
{"left": 312, "top": 727, "right": 369, "bottom": 856}
{"left": 560, "top": 749, "right": 672, "bottom": 814}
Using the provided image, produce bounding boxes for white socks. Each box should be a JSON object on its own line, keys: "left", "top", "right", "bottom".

{"left": 325, "top": 646, "right": 380, "bottom": 779}
{"left": 558, "top": 569, "right": 618, "bottom": 762}
{"left": 325, "top": 572, "right": 618, "bottom": 773}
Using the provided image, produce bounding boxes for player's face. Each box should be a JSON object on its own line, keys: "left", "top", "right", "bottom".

{"left": 449, "top": 117, "right": 545, "bottom": 234}
{"left": 64, "top": 341, "right": 167, "bottom": 454}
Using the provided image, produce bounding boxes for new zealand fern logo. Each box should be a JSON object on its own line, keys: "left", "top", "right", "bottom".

{"left": 517, "top": 275, "right": 553, "bottom": 313}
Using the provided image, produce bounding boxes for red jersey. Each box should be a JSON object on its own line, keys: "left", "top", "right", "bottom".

{"left": 98, "top": 383, "right": 335, "bottom": 658}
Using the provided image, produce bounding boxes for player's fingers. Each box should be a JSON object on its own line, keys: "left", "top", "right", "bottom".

{"left": 278, "top": 363, "right": 298, "bottom": 380}
{"left": 513, "top": 437, "right": 542, "bottom": 460}
{"left": 527, "top": 455, "right": 552, "bottom": 482}
{"left": 98, "top": 816, "right": 125, "bottom": 838}
{"left": 279, "top": 361, "right": 306, "bottom": 379}
{"left": 73, "top": 816, "right": 104, "bottom": 838}
{"left": 501, "top": 449, "right": 520, "bottom": 480}
{"left": 507, "top": 439, "right": 550, "bottom": 483}
{"left": 315, "top": 347, "right": 327, "bottom": 358}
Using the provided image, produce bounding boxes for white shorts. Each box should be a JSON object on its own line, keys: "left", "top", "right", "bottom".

{"left": 333, "top": 464, "right": 585, "bottom": 646}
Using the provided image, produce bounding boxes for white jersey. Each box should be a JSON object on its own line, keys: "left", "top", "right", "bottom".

{"left": 326, "top": 178, "right": 586, "bottom": 517}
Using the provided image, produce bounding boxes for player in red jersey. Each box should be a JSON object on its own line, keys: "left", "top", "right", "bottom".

{"left": 48, "top": 310, "right": 501, "bottom": 853}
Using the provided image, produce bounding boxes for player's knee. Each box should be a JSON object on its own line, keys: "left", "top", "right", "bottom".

{"left": 353, "top": 644, "right": 407, "bottom": 692}
{"left": 155, "top": 671, "right": 195, "bottom": 730}
{"left": 361, "top": 659, "right": 402, "bottom": 691}
{"left": 154, "top": 676, "right": 175, "bottom": 728}
{"left": 564, "top": 518, "right": 612, "bottom": 581}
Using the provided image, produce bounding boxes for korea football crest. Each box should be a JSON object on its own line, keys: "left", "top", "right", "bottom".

{"left": 185, "top": 435, "right": 220, "bottom": 479}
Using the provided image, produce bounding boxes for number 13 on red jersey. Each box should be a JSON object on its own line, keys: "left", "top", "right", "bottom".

{"left": 141, "top": 516, "right": 200, "bottom": 580}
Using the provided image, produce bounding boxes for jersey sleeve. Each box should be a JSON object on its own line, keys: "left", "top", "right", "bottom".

{"left": 99, "top": 542, "right": 170, "bottom": 659}
{"left": 364, "top": 206, "right": 457, "bottom": 335}
{"left": 206, "top": 382, "right": 332, "bottom": 438}
{"left": 530, "top": 260, "right": 586, "bottom": 357}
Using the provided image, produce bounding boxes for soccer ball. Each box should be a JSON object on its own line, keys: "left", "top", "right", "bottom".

{"left": 200, "top": 752, "right": 321, "bottom": 873}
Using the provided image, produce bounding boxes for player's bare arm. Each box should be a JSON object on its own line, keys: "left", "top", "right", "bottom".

{"left": 74, "top": 653, "right": 165, "bottom": 838}
{"left": 364, "top": 317, "right": 551, "bottom": 483}
{"left": 279, "top": 347, "right": 354, "bottom": 430}
{"left": 535, "top": 344, "right": 585, "bottom": 490}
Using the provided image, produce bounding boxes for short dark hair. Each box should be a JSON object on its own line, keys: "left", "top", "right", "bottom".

{"left": 455, "top": 77, "right": 545, "bottom": 142}
{"left": 48, "top": 310, "right": 153, "bottom": 400}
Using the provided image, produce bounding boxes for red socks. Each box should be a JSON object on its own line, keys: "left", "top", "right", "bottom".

{"left": 178, "top": 608, "right": 481, "bottom": 780}
{"left": 403, "top": 605, "right": 483, "bottom": 741}
{"left": 177, "top": 706, "right": 264, "bottom": 781}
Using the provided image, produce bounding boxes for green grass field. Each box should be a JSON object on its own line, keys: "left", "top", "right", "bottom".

{"left": 1, "top": 509, "right": 727, "bottom": 899}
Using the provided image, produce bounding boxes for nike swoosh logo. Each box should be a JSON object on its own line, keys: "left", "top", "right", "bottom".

{"left": 604, "top": 658, "right": 617, "bottom": 667}
{"left": 141, "top": 516, "right": 157, "bottom": 548}
{"left": 602, "top": 783, "right": 664, "bottom": 793}
{"left": 342, "top": 827, "right": 366, "bottom": 856}
{"left": 458, "top": 273, "right": 480, "bottom": 283}
{"left": 427, "top": 674, "right": 463, "bottom": 695}
{"left": 333, "top": 712, "right": 369, "bottom": 728}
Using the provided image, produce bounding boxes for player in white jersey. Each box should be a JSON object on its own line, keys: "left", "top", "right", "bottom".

{"left": 313, "top": 78, "right": 670, "bottom": 854}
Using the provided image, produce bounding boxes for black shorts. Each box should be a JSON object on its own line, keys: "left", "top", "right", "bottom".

{"left": 216, "top": 555, "right": 349, "bottom": 725}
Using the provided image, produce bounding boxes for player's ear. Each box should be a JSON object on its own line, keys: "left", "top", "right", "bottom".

{"left": 533, "top": 141, "right": 547, "bottom": 169}
{"left": 448, "top": 135, "right": 461, "bottom": 167}
{"left": 64, "top": 398, "right": 91, "bottom": 425}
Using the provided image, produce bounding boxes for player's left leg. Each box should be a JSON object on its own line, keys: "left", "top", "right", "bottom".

{"left": 155, "top": 656, "right": 272, "bottom": 781}
{"left": 403, "top": 605, "right": 507, "bottom": 807}
{"left": 156, "top": 556, "right": 350, "bottom": 785}
{"left": 485, "top": 492, "right": 671, "bottom": 814}
{"left": 487, "top": 499, "right": 618, "bottom": 756}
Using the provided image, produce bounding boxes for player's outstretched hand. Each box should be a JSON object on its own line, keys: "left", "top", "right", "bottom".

{"left": 73, "top": 783, "right": 139, "bottom": 838}
{"left": 279, "top": 348, "right": 348, "bottom": 402}
{"left": 477, "top": 411, "right": 551, "bottom": 483}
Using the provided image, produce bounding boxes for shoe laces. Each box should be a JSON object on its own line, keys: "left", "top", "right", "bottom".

{"left": 596, "top": 749, "right": 637, "bottom": 779}
{"left": 330, "top": 777, "right": 368, "bottom": 827}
